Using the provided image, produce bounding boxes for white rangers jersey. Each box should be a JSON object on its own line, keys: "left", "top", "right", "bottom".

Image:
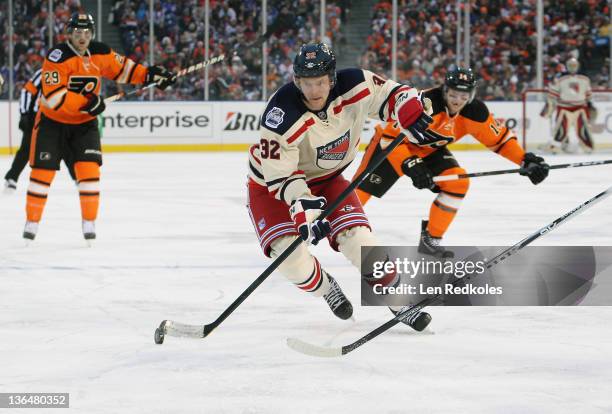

{"left": 248, "top": 68, "right": 418, "bottom": 205}
{"left": 548, "top": 73, "right": 592, "bottom": 108}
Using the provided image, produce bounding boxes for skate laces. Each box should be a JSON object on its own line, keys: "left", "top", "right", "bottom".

{"left": 324, "top": 278, "right": 346, "bottom": 311}
{"left": 423, "top": 231, "right": 441, "bottom": 247}
{"left": 397, "top": 306, "right": 421, "bottom": 324}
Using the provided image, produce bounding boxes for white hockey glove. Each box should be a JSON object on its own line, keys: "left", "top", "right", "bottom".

{"left": 289, "top": 196, "right": 331, "bottom": 245}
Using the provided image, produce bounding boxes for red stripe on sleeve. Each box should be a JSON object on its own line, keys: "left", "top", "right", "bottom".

{"left": 333, "top": 88, "right": 371, "bottom": 114}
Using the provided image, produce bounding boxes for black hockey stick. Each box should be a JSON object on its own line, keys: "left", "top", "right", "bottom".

{"left": 433, "top": 159, "right": 612, "bottom": 182}
{"left": 287, "top": 184, "right": 612, "bottom": 357}
{"left": 154, "top": 132, "right": 413, "bottom": 344}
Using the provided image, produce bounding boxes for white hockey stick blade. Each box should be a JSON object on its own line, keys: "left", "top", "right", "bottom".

{"left": 164, "top": 320, "right": 205, "bottom": 338}
{"left": 286, "top": 338, "right": 343, "bottom": 358}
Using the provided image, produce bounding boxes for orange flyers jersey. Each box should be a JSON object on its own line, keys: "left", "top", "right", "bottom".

{"left": 40, "top": 41, "right": 148, "bottom": 125}
{"left": 375, "top": 86, "right": 525, "bottom": 165}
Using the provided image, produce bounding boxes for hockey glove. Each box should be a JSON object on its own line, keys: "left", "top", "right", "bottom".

{"left": 290, "top": 196, "right": 331, "bottom": 245}
{"left": 146, "top": 66, "right": 177, "bottom": 90}
{"left": 520, "top": 152, "right": 549, "bottom": 185}
{"left": 396, "top": 93, "right": 437, "bottom": 146}
{"left": 401, "top": 156, "right": 438, "bottom": 191}
{"left": 80, "top": 94, "right": 106, "bottom": 116}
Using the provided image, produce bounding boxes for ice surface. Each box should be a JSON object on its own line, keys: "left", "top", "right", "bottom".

{"left": 1, "top": 151, "right": 611, "bottom": 413}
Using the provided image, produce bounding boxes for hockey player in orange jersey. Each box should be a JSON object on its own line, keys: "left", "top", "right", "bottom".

{"left": 24, "top": 13, "right": 176, "bottom": 242}
{"left": 354, "top": 67, "right": 550, "bottom": 257}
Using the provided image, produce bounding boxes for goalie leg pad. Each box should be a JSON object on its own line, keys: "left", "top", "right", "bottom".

{"left": 576, "top": 109, "right": 594, "bottom": 151}
{"left": 552, "top": 110, "right": 570, "bottom": 144}
{"left": 271, "top": 235, "right": 330, "bottom": 297}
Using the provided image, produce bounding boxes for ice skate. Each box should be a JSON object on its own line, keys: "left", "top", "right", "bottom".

{"left": 323, "top": 274, "right": 353, "bottom": 320}
{"left": 418, "top": 220, "right": 454, "bottom": 258}
{"left": 82, "top": 220, "right": 96, "bottom": 246}
{"left": 23, "top": 221, "right": 39, "bottom": 243}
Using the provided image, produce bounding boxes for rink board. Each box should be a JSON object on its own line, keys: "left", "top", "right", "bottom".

{"left": 0, "top": 101, "right": 548, "bottom": 153}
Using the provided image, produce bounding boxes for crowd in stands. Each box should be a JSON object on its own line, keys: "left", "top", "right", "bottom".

{"left": 363, "top": 0, "right": 610, "bottom": 101}
{"left": 1, "top": 0, "right": 81, "bottom": 99}
{"left": 1, "top": 0, "right": 609, "bottom": 102}
{"left": 108, "top": 0, "right": 346, "bottom": 100}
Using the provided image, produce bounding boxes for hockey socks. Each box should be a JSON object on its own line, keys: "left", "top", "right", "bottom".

{"left": 26, "top": 168, "right": 56, "bottom": 222}
{"left": 75, "top": 161, "right": 100, "bottom": 221}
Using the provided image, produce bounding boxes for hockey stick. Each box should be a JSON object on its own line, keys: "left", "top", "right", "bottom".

{"left": 287, "top": 184, "right": 612, "bottom": 357}
{"left": 105, "top": 17, "right": 287, "bottom": 104}
{"left": 433, "top": 159, "right": 612, "bottom": 182}
{"left": 104, "top": 54, "right": 226, "bottom": 103}
{"left": 154, "top": 132, "right": 413, "bottom": 344}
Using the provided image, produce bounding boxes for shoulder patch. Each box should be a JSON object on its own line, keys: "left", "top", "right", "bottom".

{"left": 45, "top": 43, "right": 75, "bottom": 63}
{"left": 48, "top": 49, "right": 63, "bottom": 63}
{"left": 264, "top": 107, "right": 285, "bottom": 129}
{"left": 260, "top": 83, "right": 307, "bottom": 135}
{"left": 88, "top": 41, "right": 112, "bottom": 55}
{"left": 459, "top": 98, "right": 489, "bottom": 123}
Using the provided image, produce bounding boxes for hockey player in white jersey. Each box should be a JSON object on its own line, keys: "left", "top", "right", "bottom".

{"left": 247, "top": 43, "right": 436, "bottom": 331}
{"left": 541, "top": 57, "right": 595, "bottom": 153}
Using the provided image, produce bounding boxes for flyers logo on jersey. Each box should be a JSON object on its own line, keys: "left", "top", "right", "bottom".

{"left": 316, "top": 130, "right": 350, "bottom": 169}
{"left": 67, "top": 76, "right": 99, "bottom": 95}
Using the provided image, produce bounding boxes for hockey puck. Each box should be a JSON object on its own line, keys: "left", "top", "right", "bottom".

{"left": 154, "top": 320, "right": 167, "bottom": 344}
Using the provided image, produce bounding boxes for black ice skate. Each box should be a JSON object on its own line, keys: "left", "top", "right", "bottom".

{"left": 323, "top": 274, "right": 353, "bottom": 320}
{"left": 390, "top": 306, "right": 432, "bottom": 332}
{"left": 418, "top": 220, "right": 454, "bottom": 258}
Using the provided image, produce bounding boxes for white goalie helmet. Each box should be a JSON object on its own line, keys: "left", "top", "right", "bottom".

{"left": 566, "top": 57, "right": 579, "bottom": 74}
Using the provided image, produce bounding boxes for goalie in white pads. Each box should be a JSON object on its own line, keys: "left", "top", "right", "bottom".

{"left": 247, "top": 43, "right": 436, "bottom": 331}
{"left": 541, "top": 57, "right": 595, "bottom": 153}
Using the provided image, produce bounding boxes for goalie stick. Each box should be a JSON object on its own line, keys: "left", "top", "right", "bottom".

{"left": 433, "top": 159, "right": 612, "bottom": 182}
{"left": 154, "top": 131, "right": 415, "bottom": 344}
{"left": 287, "top": 184, "right": 612, "bottom": 357}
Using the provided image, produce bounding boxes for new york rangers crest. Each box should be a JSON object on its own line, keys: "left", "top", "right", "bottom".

{"left": 316, "top": 130, "right": 350, "bottom": 169}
